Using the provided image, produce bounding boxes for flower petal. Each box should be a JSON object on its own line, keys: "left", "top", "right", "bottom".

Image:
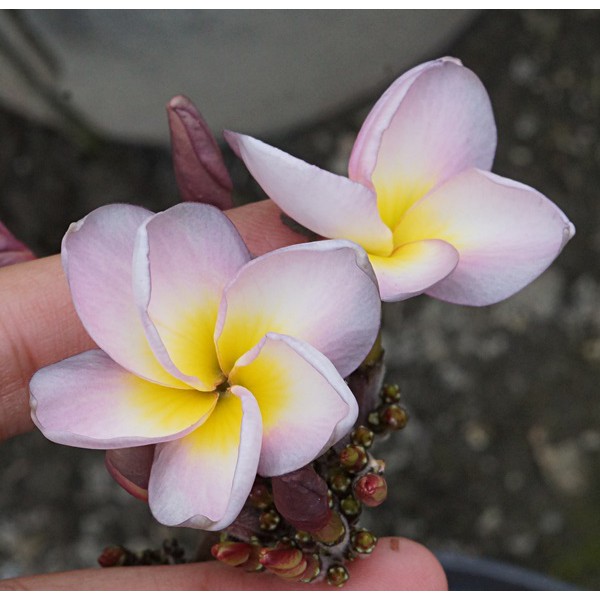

{"left": 167, "top": 95, "right": 234, "bottom": 210}
{"left": 63, "top": 204, "right": 184, "bottom": 388}
{"left": 148, "top": 388, "right": 262, "bottom": 530}
{"left": 395, "top": 169, "right": 575, "bottom": 306}
{"left": 230, "top": 333, "right": 358, "bottom": 477}
{"left": 369, "top": 239, "right": 459, "bottom": 302}
{"left": 215, "top": 240, "right": 381, "bottom": 378}
{"left": 105, "top": 446, "right": 154, "bottom": 501}
{"left": 30, "top": 349, "right": 217, "bottom": 449}
{"left": 352, "top": 58, "right": 497, "bottom": 230}
{"left": 132, "top": 203, "right": 251, "bottom": 390}
{"left": 225, "top": 131, "right": 393, "bottom": 256}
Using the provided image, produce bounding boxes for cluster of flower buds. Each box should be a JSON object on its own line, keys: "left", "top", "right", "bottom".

{"left": 211, "top": 379, "right": 409, "bottom": 587}
{"left": 98, "top": 539, "right": 186, "bottom": 567}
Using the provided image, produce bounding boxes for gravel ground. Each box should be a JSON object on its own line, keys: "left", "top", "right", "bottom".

{"left": 1, "top": 10, "right": 599, "bottom": 589}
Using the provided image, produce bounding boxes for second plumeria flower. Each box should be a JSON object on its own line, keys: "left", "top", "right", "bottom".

{"left": 226, "top": 57, "right": 575, "bottom": 305}
{"left": 30, "top": 202, "right": 380, "bottom": 530}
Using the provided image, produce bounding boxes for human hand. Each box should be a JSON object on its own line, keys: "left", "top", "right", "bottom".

{"left": 0, "top": 200, "right": 447, "bottom": 590}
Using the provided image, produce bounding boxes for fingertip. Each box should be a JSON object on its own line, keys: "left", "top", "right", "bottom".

{"left": 225, "top": 200, "right": 311, "bottom": 256}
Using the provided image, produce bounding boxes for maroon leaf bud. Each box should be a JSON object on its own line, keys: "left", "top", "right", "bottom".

{"left": 354, "top": 473, "right": 388, "bottom": 507}
{"left": 211, "top": 541, "right": 253, "bottom": 567}
{"left": 272, "top": 465, "right": 331, "bottom": 532}
{"left": 339, "top": 444, "right": 368, "bottom": 473}
{"left": 167, "top": 95, "right": 233, "bottom": 210}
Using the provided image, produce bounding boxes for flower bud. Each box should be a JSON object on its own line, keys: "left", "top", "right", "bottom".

{"left": 329, "top": 467, "right": 352, "bottom": 494}
{"left": 211, "top": 541, "right": 253, "bottom": 567}
{"left": 0, "top": 220, "right": 35, "bottom": 267}
{"left": 249, "top": 480, "right": 273, "bottom": 509}
{"left": 380, "top": 404, "right": 408, "bottom": 430}
{"left": 340, "top": 495, "right": 361, "bottom": 517}
{"left": 351, "top": 529, "right": 377, "bottom": 554}
{"left": 259, "top": 508, "right": 281, "bottom": 532}
{"left": 380, "top": 383, "right": 401, "bottom": 404}
{"left": 339, "top": 444, "right": 368, "bottom": 473}
{"left": 354, "top": 473, "right": 388, "bottom": 507}
{"left": 327, "top": 564, "right": 349, "bottom": 587}
{"left": 272, "top": 465, "right": 331, "bottom": 532}
{"left": 259, "top": 546, "right": 304, "bottom": 571}
{"left": 98, "top": 545, "right": 129, "bottom": 567}
{"left": 167, "top": 95, "right": 233, "bottom": 210}
{"left": 300, "top": 553, "right": 321, "bottom": 583}
{"left": 313, "top": 509, "right": 346, "bottom": 545}
{"left": 351, "top": 425, "right": 374, "bottom": 448}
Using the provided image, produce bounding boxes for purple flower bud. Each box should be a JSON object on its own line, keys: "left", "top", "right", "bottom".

{"left": 167, "top": 95, "right": 233, "bottom": 210}
{"left": 272, "top": 465, "right": 331, "bottom": 532}
{"left": 0, "top": 220, "right": 35, "bottom": 267}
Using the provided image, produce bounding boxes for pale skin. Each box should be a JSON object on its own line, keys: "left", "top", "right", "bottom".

{"left": 0, "top": 200, "right": 447, "bottom": 590}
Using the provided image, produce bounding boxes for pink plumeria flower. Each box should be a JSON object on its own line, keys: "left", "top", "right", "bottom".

{"left": 226, "top": 57, "right": 575, "bottom": 305}
{"left": 30, "top": 203, "right": 380, "bottom": 530}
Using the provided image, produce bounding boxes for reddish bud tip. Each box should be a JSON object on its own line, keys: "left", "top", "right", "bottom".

{"left": 211, "top": 541, "right": 252, "bottom": 567}
{"left": 259, "top": 547, "right": 304, "bottom": 571}
{"left": 380, "top": 404, "right": 409, "bottom": 430}
{"left": 327, "top": 564, "right": 350, "bottom": 587}
{"left": 354, "top": 473, "right": 388, "bottom": 507}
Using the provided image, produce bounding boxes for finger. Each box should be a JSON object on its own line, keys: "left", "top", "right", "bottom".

{"left": 0, "top": 200, "right": 308, "bottom": 442}
{"left": 0, "top": 537, "right": 447, "bottom": 591}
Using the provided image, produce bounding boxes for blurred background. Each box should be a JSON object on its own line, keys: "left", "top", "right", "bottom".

{"left": 0, "top": 9, "right": 598, "bottom": 589}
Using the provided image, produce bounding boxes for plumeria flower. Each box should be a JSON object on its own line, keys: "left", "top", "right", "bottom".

{"left": 226, "top": 57, "right": 575, "bottom": 305}
{"left": 30, "top": 202, "right": 380, "bottom": 530}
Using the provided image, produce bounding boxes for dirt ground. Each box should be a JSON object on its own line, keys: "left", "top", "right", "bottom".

{"left": 0, "top": 10, "right": 599, "bottom": 589}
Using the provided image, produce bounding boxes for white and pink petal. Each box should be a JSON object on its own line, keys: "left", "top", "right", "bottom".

{"left": 369, "top": 239, "right": 459, "bottom": 302}
{"left": 30, "top": 349, "right": 217, "bottom": 449}
{"left": 132, "top": 203, "right": 251, "bottom": 391}
{"left": 229, "top": 333, "right": 358, "bottom": 477}
{"left": 395, "top": 168, "right": 575, "bottom": 306}
{"left": 62, "top": 204, "right": 185, "bottom": 388}
{"left": 215, "top": 240, "right": 381, "bottom": 378}
{"left": 225, "top": 132, "right": 393, "bottom": 256}
{"left": 357, "top": 58, "right": 497, "bottom": 230}
{"left": 148, "top": 387, "right": 262, "bottom": 530}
